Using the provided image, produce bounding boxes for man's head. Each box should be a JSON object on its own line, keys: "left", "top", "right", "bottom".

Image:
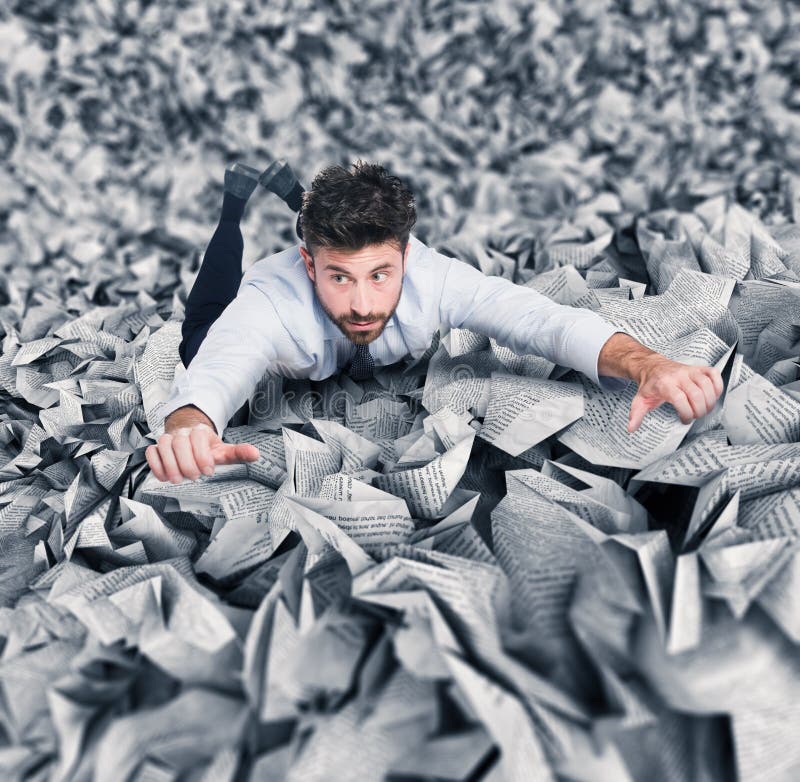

{"left": 298, "top": 160, "right": 417, "bottom": 345}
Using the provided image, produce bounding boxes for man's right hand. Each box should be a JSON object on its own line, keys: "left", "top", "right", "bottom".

{"left": 146, "top": 420, "right": 260, "bottom": 483}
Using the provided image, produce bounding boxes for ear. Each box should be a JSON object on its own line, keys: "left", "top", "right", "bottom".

{"left": 299, "top": 246, "right": 315, "bottom": 281}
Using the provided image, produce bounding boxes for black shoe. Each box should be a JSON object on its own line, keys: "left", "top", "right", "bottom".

{"left": 259, "top": 158, "right": 305, "bottom": 212}
{"left": 224, "top": 163, "right": 260, "bottom": 201}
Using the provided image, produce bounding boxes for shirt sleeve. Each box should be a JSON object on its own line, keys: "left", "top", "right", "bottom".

{"left": 159, "top": 281, "right": 285, "bottom": 437}
{"left": 436, "top": 253, "right": 632, "bottom": 391}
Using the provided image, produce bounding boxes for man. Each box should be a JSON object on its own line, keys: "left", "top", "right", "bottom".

{"left": 147, "top": 160, "right": 723, "bottom": 484}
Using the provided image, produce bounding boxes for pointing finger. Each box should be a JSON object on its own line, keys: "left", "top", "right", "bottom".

{"left": 235, "top": 443, "right": 261, "bottom": 462}
{"left": 212, "top": 442, "right": 261, "bottom": 466}
{"left": 628, "top": 394, "right": 658, "bottom": 433}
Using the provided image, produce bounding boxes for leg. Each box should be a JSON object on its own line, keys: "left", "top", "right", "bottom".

{"left": 179, "top": 192, "right": 247, "bottom": 368}
{"left": 179, "top": 161, "right": 306, "bottom": 369}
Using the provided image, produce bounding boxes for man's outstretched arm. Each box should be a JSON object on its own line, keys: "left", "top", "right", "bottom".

{"left": 437, "top": 253, "right": 632, "bottom": 389}
{"left": 435, "top": 253, "right": 723, "bottom": 431}
{"left": 149, "top": 283, "right": 285, "bottom": 482}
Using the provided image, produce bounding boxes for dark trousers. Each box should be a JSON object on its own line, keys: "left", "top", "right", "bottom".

{"left": 179, "top": 201, "right": 302, "bottom": 369}
{"left": 179, "top": 215, "right": 244, "bottom": 368}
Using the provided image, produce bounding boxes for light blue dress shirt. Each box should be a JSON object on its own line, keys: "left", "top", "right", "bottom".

{"left": 160, "top": 232, "right": 628, "bottom": 436}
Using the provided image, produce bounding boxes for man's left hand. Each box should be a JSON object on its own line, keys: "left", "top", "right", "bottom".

{"left": 627, "top": 356, "right": 724, "bottom": 433}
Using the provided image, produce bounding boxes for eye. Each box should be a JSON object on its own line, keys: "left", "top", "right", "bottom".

{"left": 373, "top": 272, "right": 388, "bottom": 282}
{"left": 332, "top": 275, "right": 348, "bottom": 283}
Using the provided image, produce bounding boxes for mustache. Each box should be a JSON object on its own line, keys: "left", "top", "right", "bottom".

{"left": 339, "top": 314, "right": 386, "bottom": 324}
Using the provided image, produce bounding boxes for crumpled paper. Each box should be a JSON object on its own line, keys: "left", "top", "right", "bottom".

{"left": 2, "top": 1, "right": 800, "bottom": 780}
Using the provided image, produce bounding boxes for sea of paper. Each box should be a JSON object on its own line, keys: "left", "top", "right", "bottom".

{"left": 2, "top": 196, "right": 800, "bottom": 780}
{"left": 2, "top": 1, "right": 800, "bottom": 780}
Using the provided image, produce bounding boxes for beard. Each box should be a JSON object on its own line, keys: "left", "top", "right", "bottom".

{"left": 313, "top": 279, "right": 403, "bottom": 345}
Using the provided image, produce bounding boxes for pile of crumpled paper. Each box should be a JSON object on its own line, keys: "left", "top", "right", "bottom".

{"left": 2, "top": 1, "right": 800, "bottom": 780}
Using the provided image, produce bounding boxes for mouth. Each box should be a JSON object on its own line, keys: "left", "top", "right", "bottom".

{"left": 348, "top": 320, "right": 379, "bottom": 330}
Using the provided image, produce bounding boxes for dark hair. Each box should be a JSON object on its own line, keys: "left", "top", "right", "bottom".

{"left": 299, "top": 159, "right": 417, "bottom": 258}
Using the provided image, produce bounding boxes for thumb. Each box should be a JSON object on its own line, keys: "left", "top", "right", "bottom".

{"left": 628, "top": 394, "right": 658, "bottom": 433}
{"left": 211, "top": 442, "right": 261, "bottom": 465}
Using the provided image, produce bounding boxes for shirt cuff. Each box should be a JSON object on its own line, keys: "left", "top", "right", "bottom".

{"left": 570, "top": 319, "right": 633, "bottom": 391}
{"left": 159, "top": 390, "right": 229, "bottom": 439}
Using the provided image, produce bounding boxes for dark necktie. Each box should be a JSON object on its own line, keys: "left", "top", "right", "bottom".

{"left": 347, "top": 343, "right": 375, "bottom": 380}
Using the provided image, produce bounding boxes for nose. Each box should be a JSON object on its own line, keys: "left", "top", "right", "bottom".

{"left": 349, "top": 282, "right": 374, "bottom": 319}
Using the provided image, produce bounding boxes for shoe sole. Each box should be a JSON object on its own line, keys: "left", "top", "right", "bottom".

{"left": 229, "top": 162, "right": 260, "bottom": 180}
{"left": 258, "top": 159, "right": 298, "bottom": 197}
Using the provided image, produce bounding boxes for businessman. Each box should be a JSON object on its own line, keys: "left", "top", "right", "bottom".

{"left": 146, "top": 160, "right": 723, "bottom": 483}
